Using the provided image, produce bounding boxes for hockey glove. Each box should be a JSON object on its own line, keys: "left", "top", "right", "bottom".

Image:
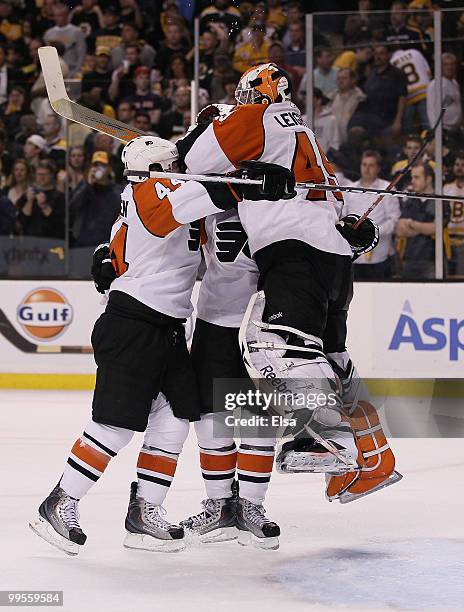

{"left": 336, "top": 214, "right": 379, "bottom": 259}
{"left": 230, "top": 160, "right": 297, "bottom": 201}
{"left": 91, "top": 243, "right": 117, "bottom": 294}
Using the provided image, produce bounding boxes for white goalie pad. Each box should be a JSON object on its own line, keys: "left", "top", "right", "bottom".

{"left": 239, "top": 291, "right": 358, "bottom": 472}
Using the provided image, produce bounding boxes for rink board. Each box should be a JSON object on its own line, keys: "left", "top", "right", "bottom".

{"left": 0, "top": 281, "right": 462, "bottom": 386}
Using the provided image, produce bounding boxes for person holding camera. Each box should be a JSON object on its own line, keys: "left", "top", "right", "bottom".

{"left": 16, "top": 160, "right": 65, "bottom": 239}
{"left": 69, "top": 150, "right": 120, "bottom": 247}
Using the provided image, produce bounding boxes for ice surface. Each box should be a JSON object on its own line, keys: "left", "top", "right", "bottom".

{"left": 0, "top": 390, "right": 463, "bottom": 612}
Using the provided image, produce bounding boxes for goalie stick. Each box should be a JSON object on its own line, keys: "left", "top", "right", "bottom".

{"left": 123, "top": 169, "right": 464, "bottom": 204}
{"left": 39, "top": 47, "right": 459, "bottom": 205}
{"left": 38, "top": 46, "right": 145, "bottom": 142}
{"left": 0, "top": 309, "right": 93, "bottom": 354}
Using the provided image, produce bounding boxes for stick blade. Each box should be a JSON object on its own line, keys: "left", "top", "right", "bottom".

{"left": 38, "top": 46, "right": 69, "bottom": 103}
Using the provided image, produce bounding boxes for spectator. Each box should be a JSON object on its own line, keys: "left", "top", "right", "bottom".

{"left": 344, "top": 0, "right": 384, "bottom": 45}
{"left": 81, "top": 47, "right": 112, "bottom": 102}
{"left": 329, "top": 68, "right": 366, "bottom": 145}
{"left": 218, "top": 77, "right": 238, "bottom": 105}
{"left": 0, "top": 43, "right": 25, "bottom": 105}
{"left": 16, "top": 160, "right": 65, "bottom": 239}
{"left": 44, "top": 4, "right": 87, "bottom": 77}
{"left": 89, "top": 132, "right": 124, "bottom": 183}
{"left": 283, "top": 20, "right": 305, "bottom": 69}
{"left": 0, "top": 86, "right": 29, "bottom": 134}
{"left": 385, "top": 0, "right": 432, "bottom": 58}
{"left": 300, "top": 47, "right": 338, "bottom": 100}
{"left": 111, "top": 23, "right": 156, "bottom": 70}
{"left": 0, "top": 0, "right": 22, "bottom": 42}
{"left": 233, "top": 23, "right": 270, "bottom": 74}
{"left": 35, "top": 0, "right": 58, "bottom": 37}
{"left": 345, "top": 150, "right": 401, "bottom": 279}
{"left": 42, "top": 114, "right": 66, "bottom": 170}
{"left": 69, "top": 150, "right": 120, "bottom": 247}
{"left": 133, "top": 111, "right": 152, "bottom": 133}
{"left": 267, "top": 0, "right": 286, "bottom": 32}
{"left": 119, "top": 0, "right": 143, "bottom": 29}
{"left": 208, "top": 53, "right": 239, "bottom": 102}
{"left": 90, "top": 6, "right": 122, "bottom": 52}
{"left": 2, "top": 158, "right": 33, "bottom": 206}
{"left": 0, "top": 129, "right": 13, "bottom": 179}
{"left": 268, "top": 41, "right": 302, "bottom": 92}
{"left": 163, "top": 53, "right": 191, "bottom": 97}
{"left": 158, "top": 84, "right": 190, "bottom": 140}
{"left": 333, "top": 38, "right": 372, "bottom": 88}
{"left": 117, "top": 100, "right": 135, "bottom": 126}
{"left": 313, "top": 88, "right": 340, "bottom": 152}
{"left": 350, "top": 44, "right": 407, "bottom": 139}
{"left": 23, "top": 134, "right": 47, "bottom": 170}
{"left": 236, "top": 2, "right": 275, "bottom": 47}
{"left": 155, "top": 23, "right": 189, "bottom": 75}
{"left": 391, "top": 46, "right": 430, "bottom": 132}
{"left": 444, "top": 153, "right": 464, "bottom": 276}
{"left": 0, "top": 193, "right": 15, "bottom": 235}
{"left": 396, "top": 162, "right": 449, "bottom": 279}
{"left": 108, "top": 43, "right": 142, "bottom": 103}
{"left": 426, "top": 53, "right": 462, "bottom": 132}
{"left": 67, "top": 145, "right": 87, "bottom": 193}
{"left": 390, "top": 133, "right": 432, "bottom": 182}
{"left": 200, "top": 0, "right": 242, "bottom": 41}
{"left": 123, "top": 66, "right": 165, "bottom": 128}
{"left": 70, "top": 0, "right": 104, "bottom": 40}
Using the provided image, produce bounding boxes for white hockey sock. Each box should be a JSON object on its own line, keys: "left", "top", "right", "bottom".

{"left": 137, "top": 398, "right": 189, "bottom": 505}
{"left": 237, "top": 437, "right": 275, "bottom": 505}
{"left": 60, "top": 420, "right": 134, "bottom": 500}
{"left": 195, "top": 414, "right": 237, "bottom": 499}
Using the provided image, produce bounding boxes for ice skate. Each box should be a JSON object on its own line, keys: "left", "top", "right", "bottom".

{"left": 180, "top": 483, "right": 238, "bottom": 543}
{"left": 124, "top": 482, "right": 185, "bottom": 552}
{"left": 236, "top": 497, "right": 280, "bottom": 550}
{"left": 29, "top": 484, "right": 87, "bottom": 556}
{"left": 276, "top": 419, "right": 359, "bottom": 474}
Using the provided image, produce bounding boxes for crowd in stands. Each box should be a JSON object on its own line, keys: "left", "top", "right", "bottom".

{"left": 0, "top": 0, "right": 462, "bottom": 279}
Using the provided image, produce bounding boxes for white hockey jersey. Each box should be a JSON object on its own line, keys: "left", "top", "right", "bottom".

{"left": 391, "top": 48, "right": 431, "bottom": 106}
{"left": 197, "top": 209, "right": 259, "bottom": 328}
{"left": 183, "top": 102, "right": 352, "bottom": 258}
{"left": 109, "top": 177, "right": 230, "bottom": 319}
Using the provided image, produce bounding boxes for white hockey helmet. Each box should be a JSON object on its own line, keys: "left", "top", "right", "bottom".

{"left": 235, "top": 63, "right": 292, "bottom": 106}
{"left": 121, "top": 135, "right": 179, "bottom": 183}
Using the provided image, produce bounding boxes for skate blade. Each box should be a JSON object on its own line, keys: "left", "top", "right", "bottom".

{"left": 277, "top": 451, "right": 358, "bottom": 474}
{"left": 193, "top": 527, "right": 238, "bottom": 544}
{"left": 237, "top": 529, "right": 279, "bottom": 551}
{"left": 123, "top": 531, "right": 185, "bottom": 553}
{"left": 29, "top": 515, "right": 80, "bottom": 556}
{"left": 331, "top": 471, "right": 404, "bottom": 504}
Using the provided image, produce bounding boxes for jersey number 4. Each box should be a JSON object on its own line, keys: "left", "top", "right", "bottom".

{"left": 292, "top": 132, "right": 343, "bottom": 202}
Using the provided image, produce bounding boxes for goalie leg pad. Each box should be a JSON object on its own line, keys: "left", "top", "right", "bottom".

{"left": 326, "top": 400, "right": 400, "bottom": 501}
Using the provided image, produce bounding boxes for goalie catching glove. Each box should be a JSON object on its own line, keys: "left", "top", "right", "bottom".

{"left": 91, "top": 243, "right": 117, "bottom": 294}
{"left": 228, "top": 160, "right": 296, "bottom": 202}
{"left": 336, "top": 214, "right": 379, "bottom": 259}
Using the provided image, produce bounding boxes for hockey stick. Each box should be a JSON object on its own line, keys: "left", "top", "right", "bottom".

{"left": 353, "top": 108, "right": 446, "bottom": 228}
{"left": 38, "top": 46, "right": 145, "bottom": 143}
{"left": 0, "top": 309, "right": 93, "bottom": 354}
{"left": 123, "top": 169, "right": 464, "bottom": 204}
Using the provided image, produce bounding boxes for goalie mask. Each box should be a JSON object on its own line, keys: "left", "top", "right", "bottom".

{"left": 235, "top": 63, "right": 292, "bottom": 106}
{"left": 121, "top": 135, "right": 179, "bottom": 183}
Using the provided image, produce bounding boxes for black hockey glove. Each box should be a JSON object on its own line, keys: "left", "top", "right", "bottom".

{"left": 91, "top": 243, "right": 117, "bottom": 294}
{"left": 230, "top": 160, "right": 297, "bottom": 201}
{"left": 336, "top": 214, "right": 379, "bottom": 260}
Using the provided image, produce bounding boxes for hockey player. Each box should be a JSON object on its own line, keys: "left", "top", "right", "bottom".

{"left": 176, "top": 63, "right": 377, "bottom": 474}
{"left": 29, "top": 135, "right": 293, "bottom": 555}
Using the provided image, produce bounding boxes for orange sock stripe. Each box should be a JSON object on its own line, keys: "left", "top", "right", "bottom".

{"left": 71, "top": 439, "right": 111, "bottom": 473}
{"left": 200, "top": 451, "right": 237, "bottom": 472}
{"left": 137, "top": 452, "right": 177, "bottom": 477}
{"left": 237, "top": 453, "right": 274, "bottom": 474}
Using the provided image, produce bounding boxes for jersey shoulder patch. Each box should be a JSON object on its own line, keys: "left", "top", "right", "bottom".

{"left": 212, "top": 104, "right": 267, "bottom": 167}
